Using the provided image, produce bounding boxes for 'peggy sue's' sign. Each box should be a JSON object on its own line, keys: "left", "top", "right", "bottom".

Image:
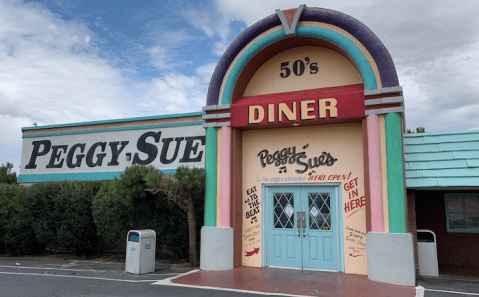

{"left": 231, "top": 84, "right": 365, "bottom": 127}
{"left": 20, "top": 125, "right": 206, "bottom": 175}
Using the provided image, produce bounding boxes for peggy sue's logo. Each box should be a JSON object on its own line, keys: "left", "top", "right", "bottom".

{"left": 257, "top": 146, "right": 337, "bottom": 174}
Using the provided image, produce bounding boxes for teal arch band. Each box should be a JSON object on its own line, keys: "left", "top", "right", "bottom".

{"left": 220, "top": 26, "right": 377, "bottom": 105}
{"left": 385, "top": 113, "right": 407, "bottom": 233}
{"left": 204, "top": 127, "right": 218, "bottom": 227}
{"left": 221, "top": 29, "right": 286, "bottom": 105}
{"left": 296, "top": 26, "right": 376, "bottom": 90}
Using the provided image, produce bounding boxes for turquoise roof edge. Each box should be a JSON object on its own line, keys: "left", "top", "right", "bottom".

{"left": 23, "top": 121, "right": 204, "bottom": 138}
{"left": 404, "top": 130, "right": 479, "bottom": 138}
{"left": 22, "top": 111, "right": 205, "bottom": 131}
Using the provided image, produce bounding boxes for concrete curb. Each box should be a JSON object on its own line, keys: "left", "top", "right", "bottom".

{"left": 415, "top": 286, "right": 425, "bottom": 297}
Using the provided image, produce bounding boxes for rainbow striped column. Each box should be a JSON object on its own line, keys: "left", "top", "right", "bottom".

{"left": 200, "top": 126, "right": 234, "bottom": 271}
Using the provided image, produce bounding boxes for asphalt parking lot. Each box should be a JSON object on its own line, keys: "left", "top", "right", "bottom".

{"left": 0, "top": 255, "right": 192, "bottom": 281}
{"left": 0, "top": 256, "right": 284, "bottom": 297}
{"left": 0, "top": 256, "right": 192, "bottom": 297}
{"left": 2, "top": 256, "right": 479, "bottom": 297}
{"left": 418, "top": 276, "right": 479, "bottom": 297}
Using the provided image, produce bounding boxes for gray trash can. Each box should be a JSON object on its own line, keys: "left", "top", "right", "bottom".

{"left": 125, "top": 230, "right": 156, "bottom": 274}
{"left": 417, "top": 229, "right": 439, "bottom": 277}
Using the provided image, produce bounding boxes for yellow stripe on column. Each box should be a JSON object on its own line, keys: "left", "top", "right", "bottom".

{"left": 216, "top": 127, "right": 222, "bottom": 227}
{"left": 379, "top": 115, "right": 390, "bottom": 233}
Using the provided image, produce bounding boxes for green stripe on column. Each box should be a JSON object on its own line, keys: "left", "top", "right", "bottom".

{"left": 385, "top": 113, "right": 407, "bottom": 233}
{"left": 204, "top": 127, "right": 218, "bottom": 226}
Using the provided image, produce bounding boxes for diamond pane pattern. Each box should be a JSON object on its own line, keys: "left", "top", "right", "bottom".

{"left": 274, "top": 193, "right": 294, "bottom": 229}
{"left": 309, "top": 193, "right": 331, "bottom": 230}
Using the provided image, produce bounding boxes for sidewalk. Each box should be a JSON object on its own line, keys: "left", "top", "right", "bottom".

{"left": 171, "top": 267, "right": 416, "bottom": 297}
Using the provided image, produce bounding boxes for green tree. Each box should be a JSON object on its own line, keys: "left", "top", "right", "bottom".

{"left": 145, "top": 166, "right": 205, "bottom": 267}
{"left": 416, "top": 126, "right": 426, "bottom": 133}
{"left": 93, "top": 166, "right": 166, "bottom": 245}
{"left": 406, "top": 127, "right": 426, "bottom": 134}
{"left": 0, "top": 162, "right": 17, "bottom": 184}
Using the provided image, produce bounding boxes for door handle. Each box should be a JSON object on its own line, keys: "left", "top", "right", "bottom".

{"left": 296, "top": 231, "right": 301, "bottom": 237}
{"left": 302, "top": 229, "right": 308, "bottom": 237}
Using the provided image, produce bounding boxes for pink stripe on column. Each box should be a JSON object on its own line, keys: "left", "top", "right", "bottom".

{"left": 220, "top": 126, "right": 232, "bottom": 227}
{"left": 367, "top": 115, "right": 384, "bottom": 232}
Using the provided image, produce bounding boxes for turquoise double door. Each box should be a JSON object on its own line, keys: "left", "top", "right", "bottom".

{"left": 267, "top": 186, "right": 339, "bottom": 271}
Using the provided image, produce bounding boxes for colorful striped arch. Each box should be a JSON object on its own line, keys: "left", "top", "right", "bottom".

{"left": 206, "top": 7, "right": 399, "bottom": 107}
{"left": 219, "top": 26, "right": 377, "bottom": 105}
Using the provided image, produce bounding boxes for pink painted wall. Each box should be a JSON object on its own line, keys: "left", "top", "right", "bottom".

{"left": 366, "top": 115, "right": 384, "bottom": 232}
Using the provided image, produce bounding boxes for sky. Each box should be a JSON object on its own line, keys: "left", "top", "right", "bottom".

{"left": 1, "top": 0, "right": 479, "bottom": 173}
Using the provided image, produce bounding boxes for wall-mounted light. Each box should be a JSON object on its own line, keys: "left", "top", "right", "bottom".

{"left": 126, "top": 153, "right": 131, "bottom": 161}
{"left": 292, "top": 123, "right": 300, "bottom": 126}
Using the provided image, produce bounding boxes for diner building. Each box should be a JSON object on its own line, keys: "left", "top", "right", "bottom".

{"left": 19, "top": 5, "right": 479, "bottom": 287}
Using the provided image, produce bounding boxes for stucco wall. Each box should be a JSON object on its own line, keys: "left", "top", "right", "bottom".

{"left": 240, "top": 122, "right": 368, "bottom": 274}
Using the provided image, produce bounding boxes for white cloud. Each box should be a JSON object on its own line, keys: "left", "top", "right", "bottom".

{"left": 0, "top": 114, "right": 27, "bottom": 173}
{"left": 147, "top": 44, "right": 168, "bottom": 69}
{"left": 214, "top": 0, "right": 310, "bottom": 26}
{"left": 183, "top": 9, "right": 217, "bottom": 39}
{"left": 0, "top": 1, "right": 134, "bottom": 120}
{"left": 0, "top": 0, "right": 134, "bottom": 169}
{"left": 182, "top": 8, "right": 233, "bottom": 56}
{"left": 213, "top": 40, "right": 229, "bottom": 57}
{"left": 142, "top": 70, "right": 208, "bottom": 114}
{"left": 402, "top": 40, "right": 479, "bottom": 132}
{"left": 196, "top": 63, "right": 217, "bottom": 84}
{"left": 146, "top": 30, "right": 196, "bottom": 70}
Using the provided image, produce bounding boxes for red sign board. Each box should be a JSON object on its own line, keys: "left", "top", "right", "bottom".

{"left": 231, "top": 84, "right": 365, "bottom": 127}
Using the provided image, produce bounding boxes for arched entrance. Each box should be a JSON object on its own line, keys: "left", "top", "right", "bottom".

{"left": 200, "top": 5, "right": 414, "bottom": 286}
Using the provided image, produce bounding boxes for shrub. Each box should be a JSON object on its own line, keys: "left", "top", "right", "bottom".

{"left": 0, "top": 184, "right": 40, "bottom": 255}
{"left": 92, "top": 179, "right": 131, "bottom": 245}
{"left": 26, "top": 181, "right": 101, "bottom": 256}
{"left": 93, "top": 166, "right": 204, "bottom": 259}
